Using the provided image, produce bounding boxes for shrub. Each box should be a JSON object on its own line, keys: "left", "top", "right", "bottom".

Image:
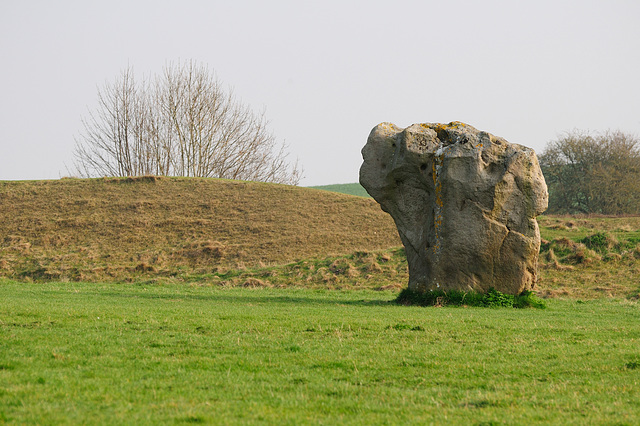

{"left": 395, "top": 288, "right": 546, "bottom": 309}
{"left": 539, "top": 129, "right": 640, "bottom": 215}
{"left": 581, "top": 232, "right": 618, "bottom": 253}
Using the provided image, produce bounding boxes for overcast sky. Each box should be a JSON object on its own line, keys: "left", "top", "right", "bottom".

{"left": 1, "top": 0, "right": 639, "bottom": 185}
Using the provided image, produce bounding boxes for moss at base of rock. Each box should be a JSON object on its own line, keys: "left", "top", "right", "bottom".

{"left": 395, "top": 287, "right": 546, "bottom": 309}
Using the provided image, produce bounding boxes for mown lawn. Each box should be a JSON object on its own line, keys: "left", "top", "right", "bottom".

{"left": 1, "top": 280, "right": 639, "bottom": 424}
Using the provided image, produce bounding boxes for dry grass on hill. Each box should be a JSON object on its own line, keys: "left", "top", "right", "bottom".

{"left": 0, "top": 177, "right": 400, "bottom": 282}
{"left": 4, "top": 177, "right": 640, "bottom": 299}
{"left": 535, "top": 215, "right": 640, "bottom": 299}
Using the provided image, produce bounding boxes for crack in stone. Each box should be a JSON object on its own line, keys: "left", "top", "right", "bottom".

{"left": 360, "top": 121, "right": 548, "bottom": 294}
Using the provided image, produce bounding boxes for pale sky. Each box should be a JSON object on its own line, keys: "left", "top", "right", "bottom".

{"left": 1, "top": 0, "right": 639, "bottom": 185}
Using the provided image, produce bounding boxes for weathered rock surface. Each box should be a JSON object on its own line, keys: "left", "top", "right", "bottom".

{"left": 360, "top": 122, "right": 548, "bottom": 294}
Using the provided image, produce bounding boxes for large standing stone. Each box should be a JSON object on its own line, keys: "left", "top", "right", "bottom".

{"left": 360, "top": 122, "right": 548, "bottom": 295}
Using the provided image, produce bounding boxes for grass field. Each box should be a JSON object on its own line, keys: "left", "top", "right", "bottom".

{"left": 3, "top": 178, "right": 640, "bottom": 423}
{"left": 2, "top": 280, "right": 639, "bottom": 424}
{"left": 308, "top": 183, "right": 370, "bottom": 198}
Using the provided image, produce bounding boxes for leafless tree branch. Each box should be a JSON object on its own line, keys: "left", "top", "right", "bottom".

{"left": 74, "top": 61, "right": 302, "bottom": 185}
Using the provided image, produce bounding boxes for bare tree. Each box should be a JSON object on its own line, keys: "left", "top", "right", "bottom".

{"left": 539, "top": 129, "right": 640, "bottom": 215}
{"left": 74, "top": 61, "right": 302, "bottom": 184}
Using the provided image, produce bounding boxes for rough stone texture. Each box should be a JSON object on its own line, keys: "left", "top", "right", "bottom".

{"left": 360, "top": 121, "right": 548, "bottom": 295}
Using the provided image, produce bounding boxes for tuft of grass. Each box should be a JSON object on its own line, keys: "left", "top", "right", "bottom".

{"left": 581, "top": 232, "right": 619, "bottom": 253}
{"left": 625, "top": 361, "right": 640, "bottom": 370}
{"left": 395, "top": 288, "right": 546, "bottom": 309}
{"left": 513, "top": 290, "right": 548, "bottom": 309}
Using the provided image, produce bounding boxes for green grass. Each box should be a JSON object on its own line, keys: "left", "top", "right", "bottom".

{"left": 396, "top": 288, "right": 548, "bottom": 309}
{"left": 2, "top": 280, "right": 640, "bottom": 424}
{"left": 538, "top": 215, "right": 640, "bottom": 243}
{"left": 3, "top": 178, "right": 640, "bottom": 422}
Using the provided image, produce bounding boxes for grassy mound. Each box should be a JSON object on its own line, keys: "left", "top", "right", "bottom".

{"left": 3, "top": 178, "right": 640, "bottom": 300}
{"left": 178, "top": 247, "right": 409, "bottom": 291}
{"left": 0, "top": 177, "right": 400, "bottom": 282}
{"left": 536, "top": 215, "right": 640, "bottom": 299}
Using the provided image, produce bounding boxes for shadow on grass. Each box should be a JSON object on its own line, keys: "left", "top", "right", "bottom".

{"left": 52, "top": 286, "right": 546, "bottom": 309}
{"left": 58, "top": 289, "right": 397, "bottom": 307}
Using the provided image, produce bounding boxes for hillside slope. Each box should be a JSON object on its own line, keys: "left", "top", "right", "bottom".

{"left": 0, "top": 177, "right": 400, "bottom": 282}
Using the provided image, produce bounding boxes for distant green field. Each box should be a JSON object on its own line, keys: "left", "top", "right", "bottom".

{"left": 2, "top": 280, "right": 640, "bottom": 424}
{"left": 309, "top": 183, "right": 370, "bottom": 198}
